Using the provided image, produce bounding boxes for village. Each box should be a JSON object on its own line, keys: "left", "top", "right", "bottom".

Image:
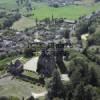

{"left": 0, "top": 10, "right": 100, "bottom": 59}
{"left": 0, "top": 0, "right": 100, "bottom": 98}
{"left": 0, "top": 18, "right": 74, "bottom": 58}
{"left": 0, "top": 9, "right": 100, "bottom": 99}
{"left": 0, "top": 17, "right": 74, "bottom": 99}
{"left": 47, "top": 0, "right": 95, "bottom": 7}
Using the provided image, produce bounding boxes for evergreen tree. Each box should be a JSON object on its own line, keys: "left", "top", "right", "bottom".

{"left": 46, "top": 69, "right": 66, "bottom": 100}
{"left": 84, "top": 85, "right": 97, "bottom": 100}
{"left": 89, "top": 67, "right": 98, "bottom": 86}
{"left": 73, "top": 82, "right": 85, "bottom": 100}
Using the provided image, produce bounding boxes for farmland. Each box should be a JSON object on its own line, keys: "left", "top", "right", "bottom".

{"left": 32, "top": 3, "right": 100, "bottom": 20}
{"left": 0, "top": 0, "right": 100, "bottom": 20}
{"left": 0, "top": 0, "right": 100, "bottom": 30}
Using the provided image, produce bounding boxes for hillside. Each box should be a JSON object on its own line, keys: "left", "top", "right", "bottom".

{"left": 0, "top": 0, "right": 99, "bottom": 31}
{"left": 0, "top": 0, "right": 100, "bottom": 99}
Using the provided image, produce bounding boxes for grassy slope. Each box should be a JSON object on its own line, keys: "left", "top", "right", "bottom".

{"left": 0, "top": 77, "right": 46, "bottom": 99}
{"left": 0, "top": 0, "right": 100, "bottom": 31}
{"left": 11, "top": 17, "right": 35, "bottom": 31}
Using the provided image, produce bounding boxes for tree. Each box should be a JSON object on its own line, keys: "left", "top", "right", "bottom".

{"left": 16, "top": 0, "right": 20, "bottom": 6}
{"left": 46, "top": 69, "right": 66, "bottom": 100}
{"left": 70, "top": 69, "right": 82, "bottom": 86}
{"left": 95, "top": 0, "right": 100, "bottom": 2}
{"left": 69, "top": 56, "right": 91, "bottom": 85}
{"left": 44, "top": 18, "right": 50, "bottom": 24}
{"left": 27, "top": 96, "right": 35, "bottom": 100}
{"left": 3, "top": 19, "right": 12, "bottom": 28}
{"left": 0, "top": 96, "right": 20, "bottom": 100}
{"left": 35, "top": 18, "right": 38, "bottom": 26}
{"left": 73, "top": 83, "right": 97, "bottom": 100}
{"left": 88, "top": 31, "right": 100, "bottom": 46}
{"left": 89, "top": 67, "right": 98, "bottom": 86}
{"left": 53, "top": 3, "right": 59, "bottom": 8}
{"left": 76, "top": 20, "right": 89, "bottom": 35}
{"left": 84, "top": 85, "right": 97, "bottom": 100}
{"left": 8, "top": 60, "right": 23, "bottom": 76}
{"left": 64, "top": 29, "right": 70, "bottom": 39}
{"left": 88, "top": 25, "right": 96, "bottom": 34}
{"left": 24, "top": 48, "right": 33, "bottom": 58}
{"left": 65, "top": 82, "right": 73, "bottom": 100}
{"left": 73, "top": 82, "right": 85, "bottom": 100}
{"left": 25, "top": 0, "right": 32, "bottom": 11}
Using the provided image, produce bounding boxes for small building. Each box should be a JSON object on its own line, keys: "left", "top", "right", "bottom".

{"left": 8, "top": 60, "right": 23, "bottom": 76}
{"left": 64, "top": 19, "right": 76, "bottom": 24}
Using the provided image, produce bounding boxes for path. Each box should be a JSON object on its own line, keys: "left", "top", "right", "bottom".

{"left": 32, "top": 91, "right": 47, "bottom": 99}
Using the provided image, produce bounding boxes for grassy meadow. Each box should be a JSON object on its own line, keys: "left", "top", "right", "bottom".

{"left": 0, "top": 0, "right": 100, "bottom": 20}
{"left": 11, "top": 17, "right": 35, "bottom": 31}
{"left": 0, "top": 0, "right": 100, "bottom": 30}
{"left": 32, "top": 3, "right": 100, "bottom": 20}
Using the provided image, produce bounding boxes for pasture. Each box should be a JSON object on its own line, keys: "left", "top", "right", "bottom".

{"left": 0, "top": 0, "right": 100, "bottom": 30}
{"left": 32, "top": 3, "right": 100, "bottom": 20}
{"left": 0, "top": 0, "right": 100, "bottom": 20}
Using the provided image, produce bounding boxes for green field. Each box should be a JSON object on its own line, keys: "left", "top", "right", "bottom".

{"left": 0, "top": 0, "right": 100, "bottom": 20}
{"left": 0, "top": 0, "right": 17, "bottom": 9}
{"left": 32, "top": 3, "right": 100, "bottom": 20}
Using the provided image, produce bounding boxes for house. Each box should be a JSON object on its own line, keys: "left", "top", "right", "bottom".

{"left": 64, "top": 19, "right": 76, "bottom": 24}
{"left": 8, "top": 60, "right": 23, "bottom": 75}
{"left": 48, "top": 0, "right": 74, "bottom": 7}
{"left": 74, "top": 1, "right": 83, "bottom": 5}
